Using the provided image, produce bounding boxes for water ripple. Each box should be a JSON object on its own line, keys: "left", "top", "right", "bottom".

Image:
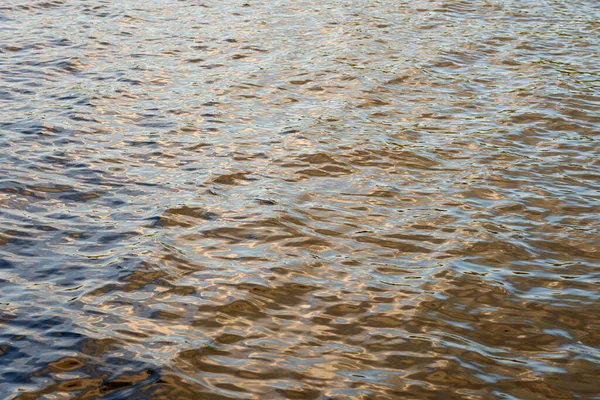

{"left": 1, "top": 0, "right": 599, "bottom": 399}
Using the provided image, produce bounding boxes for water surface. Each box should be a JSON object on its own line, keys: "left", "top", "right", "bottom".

{"left": 1, "top": 0, "right": 599, "bottom": 398}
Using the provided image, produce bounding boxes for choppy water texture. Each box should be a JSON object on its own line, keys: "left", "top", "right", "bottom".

{"left": 1, "top": 0, "right": 599, "bottom": 399}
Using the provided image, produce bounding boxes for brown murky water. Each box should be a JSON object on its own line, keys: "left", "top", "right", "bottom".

{"left": 1, "top": 0, "right": 600, "bottom": 399}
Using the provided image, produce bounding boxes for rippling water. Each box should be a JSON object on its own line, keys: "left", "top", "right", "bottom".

{"left": 1, "top": 0, "right": 599, "bottom": 398}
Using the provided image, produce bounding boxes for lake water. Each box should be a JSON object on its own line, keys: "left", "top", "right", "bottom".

{"left": 1, "top": 0, "right": 599, "bottom": 399}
